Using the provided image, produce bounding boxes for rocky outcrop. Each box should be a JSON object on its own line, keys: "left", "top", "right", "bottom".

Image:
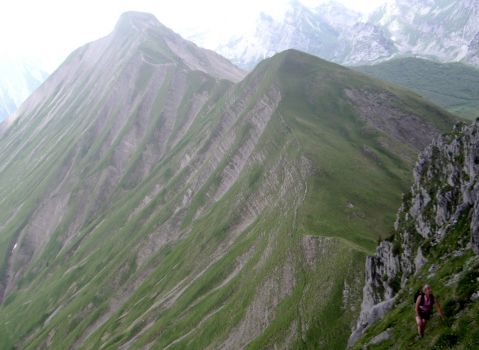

{"left": 345, "top": 88, "right": 441, "bottom": 151}
{"left": 349, "top": 120, "right": 479, "bottom": 346}
{"left": 348, "top": 240, "right": 399, "bottom": 346}
{"left": 409, "top": 121, "right": 479, "bottom": 253}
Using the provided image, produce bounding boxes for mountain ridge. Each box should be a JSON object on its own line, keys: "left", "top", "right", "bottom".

{"left": 0, "top": 13, "right": 458, "bottom": 349}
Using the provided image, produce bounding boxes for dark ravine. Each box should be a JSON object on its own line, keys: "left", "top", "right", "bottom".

{"left": 349, "top": 120, "right": 479, "bottom": 348}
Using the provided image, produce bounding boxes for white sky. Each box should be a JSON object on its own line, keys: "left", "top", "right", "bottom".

{"left": 0, "top": 0, "right": 386, "bottom": 72}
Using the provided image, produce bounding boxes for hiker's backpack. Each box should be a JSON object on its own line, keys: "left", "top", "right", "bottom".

{"left": 414, "top": 289, "right": 423, "bottom": 304}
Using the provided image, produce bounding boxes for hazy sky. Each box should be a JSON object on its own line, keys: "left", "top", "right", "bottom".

{"left": 0, "top": 0, "right": 386, "bottom": 72}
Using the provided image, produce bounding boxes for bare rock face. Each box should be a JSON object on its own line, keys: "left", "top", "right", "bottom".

{"left": 344, "top": 88, "right": 440, "bottom": 151}
{"left": 340, "top": 23, "right": 396, "bottom": 65}
{"left": 349, "top": 120, "right": 479, "bottom": 345}
{"left": 211, "top": 0, "right": 479, "bottom": 69}
{"left": 347, "top": 241, "right": 399, "bottom": 346}
{"left": 466, "top": 33, "right": 479, "bottom": 65}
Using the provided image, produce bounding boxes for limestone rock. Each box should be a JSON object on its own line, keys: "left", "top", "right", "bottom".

{"left": 349, "top": 120, "right": 479, "bottom": 346}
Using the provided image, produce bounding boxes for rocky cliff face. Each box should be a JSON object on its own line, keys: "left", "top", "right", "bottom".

{"left": 215, "top": 1, "right": 396, "bottom": 69}
{"left": 350, "top": 120, "right": 479, "bottom": 346}
{"left": 373, "top": 0, "right": 479, "bottom": 65}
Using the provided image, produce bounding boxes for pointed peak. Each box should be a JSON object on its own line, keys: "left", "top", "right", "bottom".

{"left": 118, "top": 11, "right": 159, "bottom": 25}
{"left": 113, "top": 11, "right": 165, "bottom": 35}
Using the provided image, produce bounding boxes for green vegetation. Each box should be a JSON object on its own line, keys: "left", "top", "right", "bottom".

{"left": 352, "top": 213, "right": 479, "bottom": 350}
{"left": 272, "top": 51, "right": 454, "bottom": 249}
{"left": 356, "top": 57, "right": 479, "bottom": 120}
{"left": 0, "top": 41, "right": 457, "bottom": 350}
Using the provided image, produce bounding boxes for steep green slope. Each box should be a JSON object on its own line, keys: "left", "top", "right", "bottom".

{"left": 356, "top": 57, "right": 479, "bottom": 120}
{"left": 268, "top": 51, "right": 455, "bottom": 249}
{"left": 0, "top": 13, "right": 456, "bottom": 350}
{"left": 354, "top": 222, "right": 479, "bottom": 350}
{"left": 351, "top": 121, "right": 479, "bottom": 349}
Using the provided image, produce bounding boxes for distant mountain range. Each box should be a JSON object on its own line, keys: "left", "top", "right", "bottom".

{"left": 0, "top": 57, "right": 48, "bottom": 122}
{"left": 0, "top": 12, "right": 456, "bottom": 349}
{"left": 207, "top": 0, "right": 479, "bottom": 69}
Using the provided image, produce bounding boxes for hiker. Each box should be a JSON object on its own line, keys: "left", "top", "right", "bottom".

{"left": 415, "top": 284, "right": 445, "bottom": 337}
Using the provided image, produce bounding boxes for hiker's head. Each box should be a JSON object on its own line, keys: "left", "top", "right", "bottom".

{"left": 423, "top": 284, "right": 432, "bottom": 295}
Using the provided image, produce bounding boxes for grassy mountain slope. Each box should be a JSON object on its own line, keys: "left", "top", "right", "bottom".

{"left": 0, "top": 13, "right": 456, "bottom": 349}
{"left": 353, "top": 220, "right": 479, "bottom": 349}
{"left": 351, "top": 121, "right": 479, "bottom": 349}
{"left": 356, "top": 57, "right": 479, "bottom": 120}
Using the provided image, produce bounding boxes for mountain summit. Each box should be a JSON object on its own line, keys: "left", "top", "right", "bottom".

{"left": 0, "top": 13, "right": 456, "bottom": 349}
{"left": 112, "top": 11, "right": 246, "bottom": 83}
